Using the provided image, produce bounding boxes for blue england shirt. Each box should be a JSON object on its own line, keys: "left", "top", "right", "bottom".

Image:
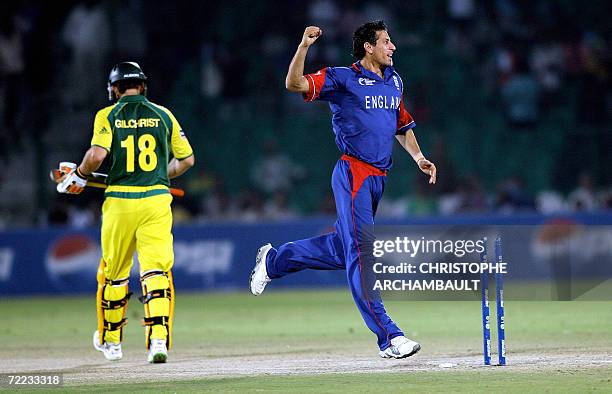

{"left": 304, "top": 61, "right": 416, "bottom": 170}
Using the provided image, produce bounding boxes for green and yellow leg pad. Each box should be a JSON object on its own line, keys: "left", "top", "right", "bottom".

{"left": 140, "top": 270, "right": 174, "bottom": 349}
{"left": 96, "top": 259, "right": 132, "bottom": 345}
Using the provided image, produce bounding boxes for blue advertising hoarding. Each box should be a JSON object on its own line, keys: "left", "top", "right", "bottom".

{"left": 1, "top": 214, "right": 611, "bottom": 297}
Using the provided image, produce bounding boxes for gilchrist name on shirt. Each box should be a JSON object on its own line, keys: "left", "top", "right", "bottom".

{"left": 364, "top": 95, "right": 401, "bottom": 110}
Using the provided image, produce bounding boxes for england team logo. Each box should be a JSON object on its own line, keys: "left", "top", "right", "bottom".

{"left": 393, "top": 76, "right": 400, "bottom": 91}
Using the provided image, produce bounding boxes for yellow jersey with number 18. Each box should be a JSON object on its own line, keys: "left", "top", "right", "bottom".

{"left": 90, "top": 95, "right": 193, "bottom": 191}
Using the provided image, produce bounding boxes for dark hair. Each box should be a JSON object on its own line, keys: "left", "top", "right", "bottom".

{"left": 352, "top": 20, "right": 388, "bottom": 59}
{"left": 114, "top": 79, "right": 145, "bottom": 94}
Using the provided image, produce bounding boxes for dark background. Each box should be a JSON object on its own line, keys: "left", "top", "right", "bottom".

{"left": 0, "top": 0, "right": 610, "bottom": 228}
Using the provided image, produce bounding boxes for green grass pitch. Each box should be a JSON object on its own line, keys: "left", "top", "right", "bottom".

{"left": 0, "top": 289, "right": 611, "bottom": 392}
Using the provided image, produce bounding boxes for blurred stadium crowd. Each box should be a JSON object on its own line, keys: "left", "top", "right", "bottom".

{"left": 0, "top": 0, "right": 609, "bottom": 228}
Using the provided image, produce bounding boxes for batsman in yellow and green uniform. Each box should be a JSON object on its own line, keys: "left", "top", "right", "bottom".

{"left": 57, "top": 62, "right": 195, "bottom": 363}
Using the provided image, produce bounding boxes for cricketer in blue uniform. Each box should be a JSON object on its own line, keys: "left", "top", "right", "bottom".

{"left": 250, "top": 21, "right": 437, "bottom": 359}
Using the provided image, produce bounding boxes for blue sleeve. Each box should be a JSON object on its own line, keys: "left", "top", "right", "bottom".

{"left": 303, "top": 67, "right": 342, "bottom": 102}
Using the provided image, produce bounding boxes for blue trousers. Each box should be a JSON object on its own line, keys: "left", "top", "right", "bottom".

{"left": 266, "top": 156, "right": 403, "bottom": 350}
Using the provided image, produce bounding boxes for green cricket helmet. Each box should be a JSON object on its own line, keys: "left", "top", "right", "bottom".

{"left": 107, "top": 62, "right": 147, "bottom": 100}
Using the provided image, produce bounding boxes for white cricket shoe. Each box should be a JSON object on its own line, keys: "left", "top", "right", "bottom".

{"left": 249, "top": 243, "right": 273, "bottom": 295}
{"left": 148, "top": 339, "right": 168, "bottom": 363}
{"left": 93, "top": 330, "right": 122, "bottom": 361}
{"left": 379, "top": 336, "right": 421, "bottom": 359}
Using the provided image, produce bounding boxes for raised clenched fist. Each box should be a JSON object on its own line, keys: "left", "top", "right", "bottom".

{"left": 301, "top": 26, "right": 322, "bottom": 48}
